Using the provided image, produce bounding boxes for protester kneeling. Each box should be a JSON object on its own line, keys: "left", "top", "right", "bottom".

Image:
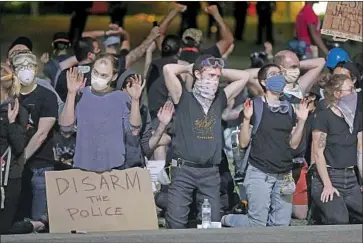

{"left": 311, "top": 74, "right": 362, "bottom": 224}
{"left": 222, "top": 64, "right": 309, "bottom": 227}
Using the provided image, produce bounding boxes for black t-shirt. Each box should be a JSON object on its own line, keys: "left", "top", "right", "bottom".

{"left": 312, "top": 108, "right": 362, "bottom": 168}
{"left": 19, "top": 85, "right": 58, "bottom": 168}
{"left": 56, "top": 63, "right": 93, "bottom": 102}
{"left": 171, "top": 87, "right": 227, "bottom": 165}
{"left": 180, "top": 45, "right": 221, "bottom": 63}
{"left": 249, "top": 102, "right": 296, "bottom": 174}
{"left": 146, "top": 56, "right": 178, "bottom": 116}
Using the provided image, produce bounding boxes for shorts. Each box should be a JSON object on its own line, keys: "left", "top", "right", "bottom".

{"left": 293, "top": 162, "right": 308, "bottom": 206}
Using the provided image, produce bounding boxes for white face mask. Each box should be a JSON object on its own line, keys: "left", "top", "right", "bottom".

{"left": 283, "top": 68, "right": 300, "bottom": 84}
{"left": 17, "top": 69, "right": 35, "bottom": 86}
{"left": 91, "top": 74, "right": 110, "bottom": 91}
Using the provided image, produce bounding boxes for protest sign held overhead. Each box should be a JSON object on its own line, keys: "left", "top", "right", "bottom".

{"left": 321, "top": 2, "right": 363, "bottom": 42}
{"left": 45, "top": 168, "right": 158, "bottom": 233}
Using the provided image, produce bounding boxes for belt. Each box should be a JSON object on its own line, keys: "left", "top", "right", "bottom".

{"left": 171, "top": 158, "right": 216, "bottom": 168}
{"left": 327, "top": 166, "right": 355, "bottom": 172}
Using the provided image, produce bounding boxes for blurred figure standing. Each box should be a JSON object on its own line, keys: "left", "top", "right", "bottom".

{"left": 109, "top": 2, "right": 128, "bottom": 28}
{"left": 256, "top": 1, "right": 275, "bottom": 45}
{"left": 68, "top": 2, "right": 93, "bottom": 47}
{"left": 234, "top": 2, "right": 249, "bottom": 41}
{"left": 178, "top": 1, "right": 201, "bottom": 37}
{"left": 207, "top": 2, "right": 223, "bottom": 40}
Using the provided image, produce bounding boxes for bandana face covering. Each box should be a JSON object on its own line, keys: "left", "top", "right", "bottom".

{"left": 192, "top": 78, "right": 219, "bottom": 114}
{"left": 336, "top": 92, "right": 358, "bottom": 133}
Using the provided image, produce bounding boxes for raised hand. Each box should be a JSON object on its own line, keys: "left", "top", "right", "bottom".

{"left": 264, "top": 42, "right": 273, "bottom": 56}
{"left": 204, "top": 5, "right": 219, "bottom": 16}
{"left": 66, "top": 67, "right": 86, "bottom": 94}
{"left": 175, "top": 3, "right": 187, "bottom": 13}
{"left": 40, "top": 52, "right": 49, "bottom": 64}
{"left": 295, "top": 99, "right": 309, "bottom": 121}
{"left": 243, "top": 99, "right": 253, "bottom": 120}
{"left": 149, "top": 26, "right": 161, "bottom": 40}
{"left": 8, "top": 98, "right": 19, "bottom": 124}
{"left": 127, "top": 74, "right": 145, "bottom": 100}
{"left": 158, "top": 101, "right": 175, "bottom": 126}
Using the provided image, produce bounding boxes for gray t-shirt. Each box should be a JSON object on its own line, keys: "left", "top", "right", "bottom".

{"left": 73, "top": 88, "right": 133, "bottom": 172}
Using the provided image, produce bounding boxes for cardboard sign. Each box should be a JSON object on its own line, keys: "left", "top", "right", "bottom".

{"left": 45, "top": 168, "right": 158, "bottom": 233}
{"left": 321, "top": 2, "right": 363, "bottom": 42}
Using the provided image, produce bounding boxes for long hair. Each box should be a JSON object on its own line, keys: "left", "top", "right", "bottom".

{"left": 320, "top": 73, "right": 351, "bottom": 107}
{"left": 1, "top": 63, "right": 20, "bottom": 98}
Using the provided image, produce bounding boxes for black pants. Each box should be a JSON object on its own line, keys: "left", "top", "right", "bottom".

{"left": 179, "top": 12, "right": 198, "bottom": 37}
{"left": 68, "top": 2, "right": 92, "bottom": 47}
{"left": 109, "top": 2, "right": 127, "bottom": 27}
{"left": 234, "top": 10, "right": 247, "bottom": 40}
{"left": 166, "top": 165, "right": 221, "bottom": 229}
{"left": 256, "top": 12, "right": 274, "bottom": 44}
{"left": 0, "top": 178, "right": 22, "bottom": 234}
{"left": 311, "top": 168, "right": 362, "bottom": 224}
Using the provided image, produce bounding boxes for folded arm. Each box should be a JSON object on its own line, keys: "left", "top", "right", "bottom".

{"left": 163, "top": 63, "right": 191, "bottom": 104}
{"left": 298, "top": 57, "right": 326, "bottom": 94}
{"left": 222, "top": 69, "right": 250, "bottom": 103}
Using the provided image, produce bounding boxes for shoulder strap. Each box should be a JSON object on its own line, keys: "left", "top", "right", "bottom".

{"left": 53, "top": 68, "right": 62, "bottom": 89}
{"left": 252, "top": 97, "right": 264, "bottom": 135}
{"left": 1, "top": 146, "right": 11, "bottom": 209}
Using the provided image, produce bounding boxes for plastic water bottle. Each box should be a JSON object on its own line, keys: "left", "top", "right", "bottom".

{"left": 201, "top": 199, "right": 211, "bottom": 229}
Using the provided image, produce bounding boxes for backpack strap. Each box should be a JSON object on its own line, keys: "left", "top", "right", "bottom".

{"left": 51, "top": 58, "right": 62, "bottom": 88}
{"left": 1, "top": 146, "right": 11, "bottom": 209}
{"left": 237, "top": 97, "right": 264, "bottom": 176}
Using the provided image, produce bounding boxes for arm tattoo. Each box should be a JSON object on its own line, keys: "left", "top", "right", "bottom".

{"left": 126, "top": 38, "right": 153, "bottom": 69}
{"left": 318, "top": 133, "right": 327, "bottom": 148}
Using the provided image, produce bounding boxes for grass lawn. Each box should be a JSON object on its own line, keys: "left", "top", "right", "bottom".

{"left": 1, "top": 14, "right": 362, "bottom": 73}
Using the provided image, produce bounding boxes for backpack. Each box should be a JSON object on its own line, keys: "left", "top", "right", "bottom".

{"left": 233, "top": 97, "right": 294, "bottom": 204}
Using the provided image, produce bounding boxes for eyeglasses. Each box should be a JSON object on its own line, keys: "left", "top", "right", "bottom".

{"left": 340, "top": 87, "right": 355, "bottom": 93}
{"left": 14, "top": 63, "right": 37, "bottom": 72}
{"left": 201, "top": 57, "right": 225, "bottom": 69}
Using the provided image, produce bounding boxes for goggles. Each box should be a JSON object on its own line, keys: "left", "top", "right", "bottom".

{"left": 267, "top": 100, "right": 290, "bottom": 114}
{"left": 11, "top": 52, "right": 37, "bottom": 67}
{"left": 201, "top": 57, "right": 225, "bottom": 69}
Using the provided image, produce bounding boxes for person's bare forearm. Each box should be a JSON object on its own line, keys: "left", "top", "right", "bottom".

{"left": 300, "top": 58, "right": 325, "bottom": 70}
{"left": 25, "top": 132, "right": 48, "bottom": 161}
{"left": 129, "top": 98, "right": 142, "bottom": 127}
{"left": 213, "top": 12, "right": 233, "bottom": 43}
{"left": 125, "top": 36, "right": 156, "bottom": 69}
{"left": 120, "top": 31, "right": 130, "bottom": 51}
{"left": 159, "top": 9, "right": 179, "bottom": 35}
{"left": 222, "top": 69, "right": 249, "bottom": 83}
{"left": 239, "top": 118, "right": 252, "bottom": 148}
{"left": 290, "top": 119, "right": 306, "bottom": 149}
{"left": 358, "top": 132, "right": 362, "bottom": 179}
{"left": 310, "top": 32, "right": 329, "bottom": 55}
{"left": 222, "top": 104, "right": 244, "bottom": 121}
{"left": 82, "top": 30, "right": 106, "bottom": 38}
{"left": 59, "top": 56, "right": 78, "bottom": 71}
{"left": 59, "top": 92, "right": 76, "bottom": 127}
{"left": 148, "top": 123, "right": 167, "bottom": 151}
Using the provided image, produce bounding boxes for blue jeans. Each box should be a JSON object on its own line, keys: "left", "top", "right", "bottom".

{"left": 223, "top": 165, "right": 295, "bottom": 227}
{"left": 31, "top": 167, "right": 54, "bottom": 221}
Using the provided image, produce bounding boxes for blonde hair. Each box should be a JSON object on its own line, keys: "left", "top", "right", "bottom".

{"left": 1, "top": 63, "right": 21, "bottom": 98}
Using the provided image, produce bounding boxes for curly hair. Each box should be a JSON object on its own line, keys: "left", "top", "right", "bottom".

{"left": 1, "top": 62, "right": 20, "bottom": 98}
{"left": 322, "top": 73, "right": 351, "bottom": 107}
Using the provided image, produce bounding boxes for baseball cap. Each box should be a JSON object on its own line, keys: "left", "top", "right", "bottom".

{"left": 182, "top": 28, "right": 203, "bottom": 46}
{"left": 104, "top": 36, "right": 121, "bottom": 47}
{"left": 53, "top": 32, "right": 70, "bottom": 44}
{"left": 8, "top": 36, "right": 33, "bottom": 54}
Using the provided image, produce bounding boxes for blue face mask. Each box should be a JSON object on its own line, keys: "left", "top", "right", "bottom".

{"left": 265, "top": 75, "right": 286, "bottom": 94}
